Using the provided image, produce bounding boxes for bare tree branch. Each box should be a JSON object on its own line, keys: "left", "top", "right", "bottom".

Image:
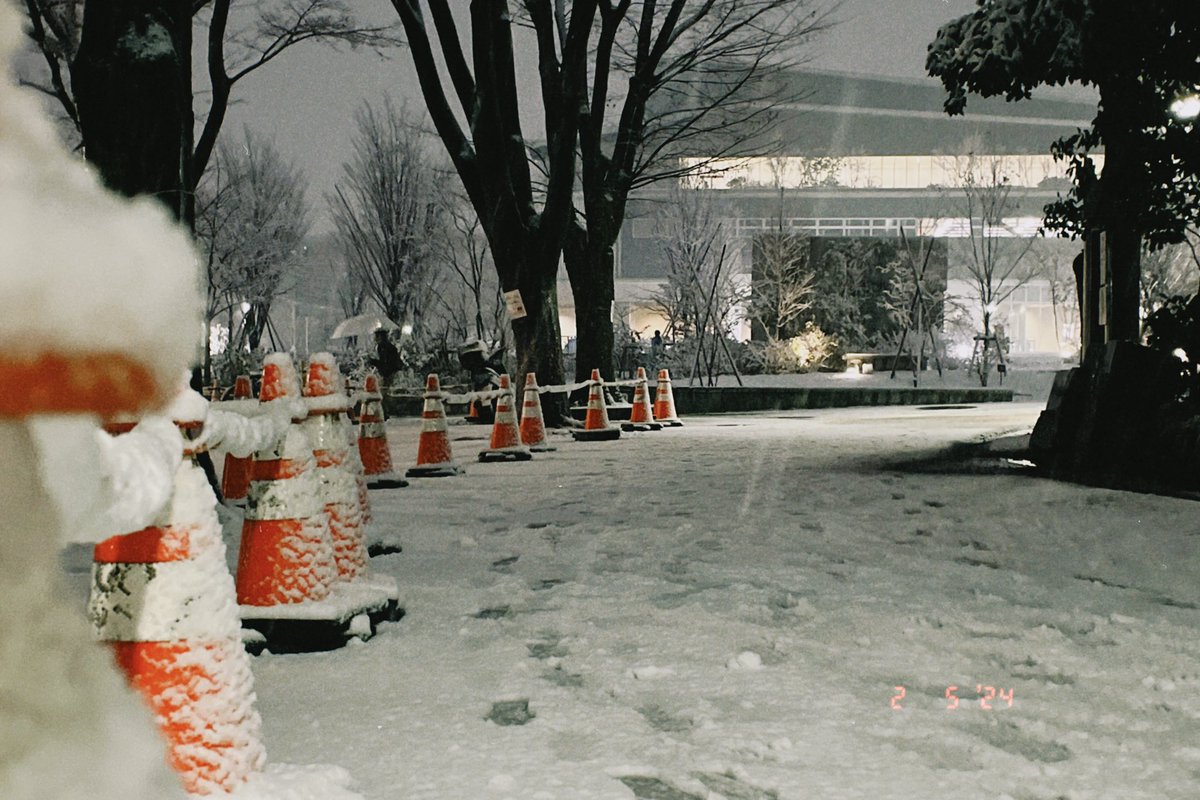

{"left": 328, "top": 100, "right": 442, "bottom": 331}
{"left": 23, "top": 0, "right": 79, "bottom": 129}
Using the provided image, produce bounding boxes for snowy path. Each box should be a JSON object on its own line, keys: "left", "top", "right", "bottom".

{"left": 246, "top": 404, "right": 1200, "bottom": 800}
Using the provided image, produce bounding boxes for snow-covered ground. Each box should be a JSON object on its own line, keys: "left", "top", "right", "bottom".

{"left": 225, "top": 402, "right": 1200, "bottom": 800}
{"left": 66, "top": 402, "right": 1200, "bottom": 799}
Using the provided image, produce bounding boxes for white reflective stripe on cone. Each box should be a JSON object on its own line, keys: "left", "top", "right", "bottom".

{"left": 359, "top": 421, "right": 386, "bottom": 438}
{"left": 90, "top": 559, "right": 240, "bottom": 642}
{"left": 419, "top": 415, "right": 447, "bottom": 434}
{"left": 245, "top": 479, "right": 325, "bottom": 520}
{"left": 303, "top": 414, "right": 347, "bottom": 451}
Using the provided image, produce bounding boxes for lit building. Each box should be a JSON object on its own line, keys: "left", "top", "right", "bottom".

{"left": 557, "top": 69, "right": 1097, "bottom": 358}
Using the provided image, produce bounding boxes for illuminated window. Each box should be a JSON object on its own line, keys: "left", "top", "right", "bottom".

{"left": 681, "top": 155, "right": 1102, "bottom": 190}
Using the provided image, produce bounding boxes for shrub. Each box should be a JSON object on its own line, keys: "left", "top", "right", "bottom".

{"left": 744, "top": 322, "right": 838, "bottom": 374}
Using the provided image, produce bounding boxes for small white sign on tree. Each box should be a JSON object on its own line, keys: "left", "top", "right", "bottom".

{"left": 504, "top": 289, "right": 527, "bottom": 320}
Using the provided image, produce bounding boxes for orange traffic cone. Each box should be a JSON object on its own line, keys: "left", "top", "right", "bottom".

{"left": 303, "top": 353, "right": 368, "bottom": 581}
{"left": 572, "top": 368, "right": 622, "bottom": 441}
{"left": 91, "top": 438, "right": 266, "bottom": 794}
{"left": 236, "top": 354, "right": 338, "bottom": 607}
{"left": 519, "top": 372, "right": 555, "bottom": 452}
{"left": 653, "top": 368, "right": 684, "bottom": 427}
{"left": 357, "top": 372, "right": 407, "bottom": 488}
{"left": 406, "top": 373, "right": 464, "bottom": 477}
{"left": 622, "top": 366, "right": 664, "bottom": 432}
{"left": 221, "top": 374, "right": 255, "bottom": 504}
{"left": 479, "top": 374, "right": 532, "bottom": 462}
{"left": 465, "top": 397, "right": 487, "bottom": 424}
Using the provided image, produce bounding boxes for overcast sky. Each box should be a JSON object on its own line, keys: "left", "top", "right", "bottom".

{"left": 218, "top": 0, "right": 993, "bottom": 234}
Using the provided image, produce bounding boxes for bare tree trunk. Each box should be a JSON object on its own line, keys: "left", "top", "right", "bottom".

{"left": 1105, "top": 228, "right": 1142, "bottom": 343}
{"left": 980, "top": 311, "right": 992, "bottom": 387}
{"left": 490, "top": 220, "right": 567, "bottom": 424}
{"left": 71, "top": 0, "right": 193, "bottom": 226}
{"left": 564, "top": 224, "right": 616, "bottom": 383}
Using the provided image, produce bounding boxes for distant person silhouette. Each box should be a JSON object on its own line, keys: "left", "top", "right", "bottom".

{"left": 369, "top": 329, "right": 402, "bottom": 386}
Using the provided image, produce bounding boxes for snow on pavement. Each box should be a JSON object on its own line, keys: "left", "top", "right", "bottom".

{"left": 241, "top": 403, "right": 1200, "bottom": 800}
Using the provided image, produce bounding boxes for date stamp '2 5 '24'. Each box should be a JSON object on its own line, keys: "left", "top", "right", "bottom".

{"left": 891, "top": 685, "right": 1015, "bottom": 711}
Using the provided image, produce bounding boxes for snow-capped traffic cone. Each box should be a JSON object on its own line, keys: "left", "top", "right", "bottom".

{"left": 479, "top": 374, "right": 532, "bottom": 462}
{"left": 91, "top": 447, "right": 266, "bottom": 795}
{"left": 236, "top": 354, "right": 338, "bottom": 608}
{"left": 221, "top": 374, "right": 255, "bottom": 504}
{"left": 519, "top": 372, "right": 555, "bottom": 452}
{"left": 406, "top": 374, "right": 464, "bottom": 477}
{"left": 357, "top": 372, "right": 407, "bottom": 489}
{"left": 622, "top": 367, "right": 664, "bottom": 432}
{"left": 653, "top": 368, "right": 684, "bottom": 427}
{"left": 572, "top": 369, "right": 622, "bottom": 441}
{"left": 303, "top": 354, "right": 368, "bottom": 581}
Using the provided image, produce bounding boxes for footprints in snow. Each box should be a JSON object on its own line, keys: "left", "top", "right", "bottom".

{"left": 485, "top": 698, "right": 535, "bottom": 726}
{"left": 637, "top": 703, "right": 692, "bottom": 734}
{"left": 965, "top": 720, "right": 1071, "bottom": 764}
{"left": 474, "top": 605, "right": 511, "bottom": 620}
{"left": 491, "top": 555, "right": 519, "bottom": 572}
{"left": 1074, "top": 573, "right": 1200, "bottom": 611}
{"left": 887, "top": 488, "right": 1007, "bottom": 563}
{"left": 618, "top": 772, "right": 778, "bottom": 800}
{"left": 527, "top": 632, "right": 585, "bottom": 688}
{"left": 527, "top": 633, "right": 569, "bottom": 660}
{"left": 618, "top": 776, "right": 702, "bottom": 800}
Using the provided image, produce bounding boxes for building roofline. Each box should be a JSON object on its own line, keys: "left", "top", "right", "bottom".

{"left": 775, "top": 101, "right": 1092, "bottom": 129}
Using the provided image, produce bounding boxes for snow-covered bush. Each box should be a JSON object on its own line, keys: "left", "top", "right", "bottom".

{"left": 743, "top": 323, "right": 838, "bottom": 374}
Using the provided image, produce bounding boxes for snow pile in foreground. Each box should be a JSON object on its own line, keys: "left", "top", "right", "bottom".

{"left": 0, "top": 0, "right": 199, "bottom": 394}
{"left": 1, "top": 421, "right": 187, "bottom": 800}
{"left": 30, "top": 415, "right": 183, "bottom": 543}
{"left": 232, "top": 763, "right": 362, "bottom": 800}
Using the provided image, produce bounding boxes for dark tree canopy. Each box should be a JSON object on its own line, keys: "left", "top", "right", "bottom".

{"left": 926, "top": 0, "right": 1200, "bottom": 249}
{"left": 25, "top": 0, "right": 397, "bottom": 224}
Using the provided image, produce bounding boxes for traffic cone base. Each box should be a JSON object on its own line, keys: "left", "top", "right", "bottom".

{"left": 479, "top": 447, "right": 533, "bottom": 462}
{"left": 621, "top": 419, "right": 663, "bottom": 432}
{"left": 572, "top": 426, "right": 622, "bottom": 441}
{"left": 369, "top": 474, "right": 409, "bottom": 488}
{"left": 406, "top": 461, "right": 465, "bottom": 477}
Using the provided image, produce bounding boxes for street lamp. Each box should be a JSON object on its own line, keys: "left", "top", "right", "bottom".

{"left": 1169, "top": 93, "right": 1200, "bottom": 121}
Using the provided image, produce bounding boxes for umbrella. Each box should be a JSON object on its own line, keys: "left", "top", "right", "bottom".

{"left": 331, "top": 313, "right": 398, "bottom": 340}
